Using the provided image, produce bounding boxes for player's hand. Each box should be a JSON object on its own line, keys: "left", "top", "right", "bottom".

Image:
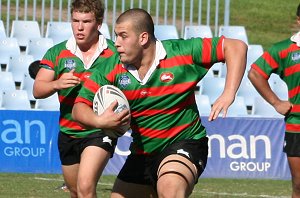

{"left": 55, "top": 69, "right": 81, "bottom": 90}
{"left": 208, "top": 94, "right": 234, "bottom": 121}
{"left": 98, "top": 100, "right": 131, "bottom": 129}
{"left": 273, "top": 100, "right": 292, "bottom": 116}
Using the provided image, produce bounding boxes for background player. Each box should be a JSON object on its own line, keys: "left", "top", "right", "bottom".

{"left": 248, "top": 3, "right": 300, "bottom": 198}
{"left": 33, "top": 0, "right": 129, "bottom": 197}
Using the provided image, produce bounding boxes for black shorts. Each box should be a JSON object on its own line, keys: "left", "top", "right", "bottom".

{"left": 283, "top": 132, "right": 300, "bottom": 157}
{"left": 117, "top": 137, "right": 208, "bottom": 187}
{"left": 58, "top": 131, "right": 117, "bottom": 165}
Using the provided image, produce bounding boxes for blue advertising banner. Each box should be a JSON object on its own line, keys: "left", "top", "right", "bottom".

{"left": 0, "top": 110, "right": 291, "bottom": 179}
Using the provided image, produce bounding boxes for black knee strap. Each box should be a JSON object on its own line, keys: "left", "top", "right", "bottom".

{"left": 158, "top": 171, "right": 189, "bottom": 184}
{"left": 157, "top": 159, "right": 196, "bottom": 183}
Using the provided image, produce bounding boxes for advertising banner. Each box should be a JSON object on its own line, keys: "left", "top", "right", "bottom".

{"left": 0, "top": 110, "right": 291, "bottom": 179}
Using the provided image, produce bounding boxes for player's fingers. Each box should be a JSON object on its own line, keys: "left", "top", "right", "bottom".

{"left": 107, "top": 100, "right": 119, "bottom": 111}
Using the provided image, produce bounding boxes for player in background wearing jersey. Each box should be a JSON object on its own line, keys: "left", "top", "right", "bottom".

{"left": 72, "top": 8, "right": 247, "bottom": 198}
{"left": 33, "top": 0, "right": 130, "bottom": 197}
{"left": 248, "top": 3, "right": 300, "bottom": 198}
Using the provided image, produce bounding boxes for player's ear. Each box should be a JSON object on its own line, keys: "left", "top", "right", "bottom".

{"left": 297, "top": 16, "right": 300, "bottom": 25}
{"left": 140, "top": 32, "right": 149, "bottom": 46}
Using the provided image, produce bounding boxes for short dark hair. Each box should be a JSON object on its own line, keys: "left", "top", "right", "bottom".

{"left": 297, "top": 3, "right": 300, "bottom": 17}
{"left": 28, "top": 60, "right": 41, "bottom": 79}
{"left": 116, "top": 8, "right": 155, "bottom": 39}
{"left": 71, "top": 0, "right": 105, "bottom": 24}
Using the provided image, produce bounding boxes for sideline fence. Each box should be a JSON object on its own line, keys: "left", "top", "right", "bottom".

{"left": 0, "top": 0, "right": 230, "bottom": 38}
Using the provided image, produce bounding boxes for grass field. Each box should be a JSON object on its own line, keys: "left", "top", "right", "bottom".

{"left": 0, "top": 173, "right": 291, "bottom": 198}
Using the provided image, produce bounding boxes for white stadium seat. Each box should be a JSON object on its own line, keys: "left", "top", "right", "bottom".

{"left": 195, "top": 94, "right": 211, "bottom": 116}
{"left": 10, "top": 20, "right": 41, "bottom": 48}
{"left": 2, "top": 90, "right": 31, "bottom": 110}
{"left": 0, "top": 20, "right": 7, "bottom": 39}
{"left": 45, "top": 21, "right": 72, "bottom": 45}
{"left": 184, "top": 25, "right": 213, "bottom": 39}
{"left": 35, "top": 93, "right": 60, "bottom": 111}
{"left": 251, "top": 97, "right": 283, "bottom": 118}
{"left": 0, "top": 71, "right": 16, "bottom": 91}
{"left": 154, "top": 25, "right": 179, "bottom": 40}
{"left": 25, "top": 37, "right": 54, "bottom": 60}
{"left": 218, "top": 25, "right": 248, "bottom": 45}
{"left": 0, "top": 37, "right": 21, "bottom": 66}
{"left": 6, "top": 54, "right": 34, "bottom": 83}
{"left": 99, "top": 23, "right": 111, "bottom": 39}
{"left": 226, "top": 96, "right": 248, "bottom": 117}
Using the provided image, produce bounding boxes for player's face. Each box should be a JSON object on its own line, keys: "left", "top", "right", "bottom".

{"left": 114, "top": 21, "right": 143, "bottom": 66}
{"left": 71, "top": 11, "right": 100, "bottom": 47}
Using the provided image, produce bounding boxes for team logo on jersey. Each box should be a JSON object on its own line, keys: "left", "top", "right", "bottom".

{"left": 160, "top": 72, "right": 174, "bottom": 83}
{"left": 119, "top": 74, "right": 131, "bottom": 88}
{"left": 65, "top": 59, "right": 76, "bottom": 70}
{"left": 292, "top": 52, "right": 300, "bottom": 62}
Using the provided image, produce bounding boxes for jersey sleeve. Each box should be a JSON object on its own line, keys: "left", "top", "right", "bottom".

{"left": 251, "top": 44, "right": 282, "bottom": 79}
{"left": 39, "top": 46, "right": 58, "bottom": 71}
{"left": 191, "top": 36, "right": 225, "bottom": 69}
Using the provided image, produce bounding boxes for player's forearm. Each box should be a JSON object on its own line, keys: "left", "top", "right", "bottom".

{"left": 33, "top": 80, "right": 59, "bottom": 99}
{"left": 72, "top": 102, "right": 101, "bottom": 129}
{"left": 223, "top": 38, "right": 247, "bottom": 96}
{"left": 248, "top": 69, "right": 280, "bottom": 106}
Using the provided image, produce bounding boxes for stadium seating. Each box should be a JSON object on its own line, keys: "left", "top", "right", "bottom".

{"left": 218, "top": 25, "right": 248, "bottom": 45}
{"left": 2, "top": 90, "right": 31, "bottom": 110}
{"left": 20, "top": 73, "right": 36, "bottom": 101}
{"left": 195, "top": 94, "right": 211, "bottom": 116}
{"left": 247, "top": 44, "right": 264, "bottom": 70}
{"left": 0, "top": 37, "right": 21, "bottom": 67}
{"left": 6, "top": 54, "right": 34, "bottom": 83}
{"left": 269, "top": 74, "right": 288, "bottom": 100}
{"left": 35, "top": 93, "right": 60, "bottom": 111}
{"left": 45, "top": 21, "right": 72, "bottom": 45}
{"left": 226, "top": 96, "right": 248, "bottom": 117}
{"left": 99, "top": 23, "right": 111, "bottom": 39}
{"left": 183, "top": 25, "right": 213, "bottom": 39}
{"left": 10, "top": 20, "right": 41, "bottom": 48}
{"left": 200, "top": 77, "right": 225, "bottom": 105}
{"left": 237, "top": 76, "right": 261, "bottom": 108}
{"left": 0, "top": 71, "right": 16, "bottom": 91}
{"left": 25, "top": 37, "right": 54, "bottom": 61}
{"left": 210, "top": 62, "right": 224, "bottom": 77}
{"left": 0, "top": 20, "right": 7, "bottom": 39}
{"left": 251, "top": 96, "right": 283, "bottom": 118}
{"left": 154, "top": 25, "right": 179, "bottom": 40}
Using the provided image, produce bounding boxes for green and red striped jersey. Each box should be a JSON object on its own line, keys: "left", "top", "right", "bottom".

{"left": 251, "top": 37, "right": 300, "bottom": 133}
{"left": 40, "top": 39, "right": 116, "bottom": 138}
{"left": 76, "top": 37, "right": 225, "bottom": 154}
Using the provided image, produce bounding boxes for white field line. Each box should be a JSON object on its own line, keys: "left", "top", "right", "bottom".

{"left": 33, "top": 177, "right": 113, "bottom": 186}
{"left": 193, "top": 190, "right": 289, "bottom": 198}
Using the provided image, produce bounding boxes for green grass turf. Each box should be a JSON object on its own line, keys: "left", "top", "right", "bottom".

{"left": 0, "top": 173, "right": 291, "bottom": 197}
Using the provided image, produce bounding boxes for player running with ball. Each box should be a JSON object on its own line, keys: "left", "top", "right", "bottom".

{"left": 73, "top": 8, "right": 247, "bottom": 198}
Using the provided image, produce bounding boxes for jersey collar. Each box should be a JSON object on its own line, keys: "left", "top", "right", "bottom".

{"left": 291, "top": 31, "right": 300, "bottom": 47}
{"left": 124, "top": 39, "right": 166, "bottom": 85}
{"left": 66, "top": 34, "right": 108, "bottom": 69}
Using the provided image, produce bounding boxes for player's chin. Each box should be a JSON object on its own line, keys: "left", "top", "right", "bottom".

{"left": 119, "top": 56, "right": 129, "bottom": 64}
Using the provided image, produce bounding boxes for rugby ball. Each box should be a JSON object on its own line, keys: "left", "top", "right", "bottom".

{"left": 93, "top": 85, "right": 130, "bottom": 138}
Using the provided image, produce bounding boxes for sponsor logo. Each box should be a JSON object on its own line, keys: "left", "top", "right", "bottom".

{"left": 65, "top": 59, "right": 76, "bottom": 70}
{"left": 160, "top": 72, "right": 174, "bottom": 82}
